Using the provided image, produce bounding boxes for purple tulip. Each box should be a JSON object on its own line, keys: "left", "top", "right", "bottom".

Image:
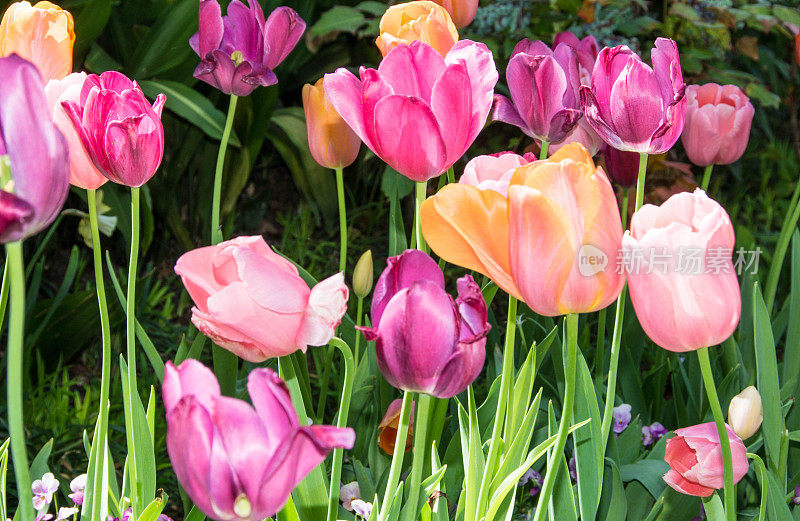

{"left": 62, "top": 71, "right": 166, "bottom": 187}
{"left": 190, "top": 0, "right": 305, "bottom": 96}
{"left": 602, "top": 144, "right": 641, "bottom": 187}
{"left": 493, "top": 39, "right": 583, "bottom": 144}
{"left": 163, "top": 360, "right": 355, "bottom": 520}
{"left": 0, "top": 55, "right": 69, "bottom": 243}
{"left": 359, "top": 249, "right": 490, "bottom": 398}
{"left": 580, "top": 38, "right": 686, "bottom": 155}
{"left": 553, "top": 32, "right": 599, "bottom": 85}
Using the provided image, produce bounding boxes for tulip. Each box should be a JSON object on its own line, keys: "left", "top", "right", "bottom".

{"left": 493, "top": 39, "right": 583, "bottom": 144}
{"left": 430, "top": 0, "right": 477, "bottom": 29}
{"left": 681, "top": 83, "right": 754, "bottom": 167}
{"left": 727, "top": 386, "right": 762, "bottom": 440}
{"left": 0, "top": 1, "right": 74, "bottom": 82}
{"left": 377, "top": 398, "right": 415, "bottom": 454}
{"left": 602, "top": 144, "right": 640, "bottom": 187}
{"left": 44, "top": 73, "right": 107, "bottom": 190}
{"left": 302, "top": 78, "right": 360, "bottom": 169}
{"left": 547, "top": 118, "right": 603, "bottom": 157}
{"left": 375, "top": 1, "right": 458, "bottom": 58}
{"left": 163, "top": 359, "right": 355, "bottom": 520}
{"left": 458, "top": 151, "right": 536, "bottom": 197}
{"left": 0, "top": 54, "right": 69, "bottom": 243}
{"left": 622, "top": 189, "right": 740, "bottom": 351}
{"left": 359, "top": 249, "right": 490, "bottom": 398}
{"left": 352, "top": 250, "right": 373, "bottom": 298}
{"left": 174, "top": 235, "right": 348, "bottom": 362}
{"left": 580, "top": 38, "right": 686, "bottom": 154}
{"left": 553, "top": 31, "right": 599, "bottom": 84}
{"left": 190, "top": 0, "right": 305, "bottom": 96}
{"left": 324, "top": 39, "right": 497, "bottom": 182}
{"left": 61, "top": 71, "right": 166, "bottom": 187}
{"left": 663, "top": 422, "right": 748, "bottom": 497}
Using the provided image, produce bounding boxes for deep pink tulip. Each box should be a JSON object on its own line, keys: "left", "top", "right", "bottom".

{"left": 494, "top": 39, "right": 583, "bottom": 144}
{"left": 602, "top": 144, "right": 640, "bottom": 187}
{"left": 359, "top": 249, "right": 490, "bottom": 398}
{"left": 190, "top": 0, "right": 305, "bottom": 96}
{"left": 623, "top": 189, "right": 740, "bottom": 352}
{"left": 553, "top": 31, "right": 599, "bottom": 85}
{"left": 62, "top": 71, "right": 166, "bottom": 187}
{"left": 0, "top": 54, "right": 69, "bottom": 242}
{"left": 163, "top": 359, "right": 355, "bottom": 520}
{"left": 324, "top": 40, "right": 498, "bottom": 182}
{"left": 459, "top": 151, "right": 536, "bottom": 197}
{"left": 681, "top": 83, "right": 754, "bottom": 167}
{"left": 580, "top": 38, "right": 686, "bottom": 154}
{"left": 663, "top": 422, "right": 748, "bottom": 497}
{"left": 547, "top": 118, "right": 603, "bottom": 156}
{"left": 174, "top": 236, "right": 348, "bottom": 362}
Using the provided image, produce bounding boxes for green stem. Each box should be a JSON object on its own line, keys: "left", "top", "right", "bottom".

{"left": 532, "top": 313, "right": 579, "bottom": 521}
{"left": 354, "top": 296, "right": 364, "bottom": 364}
{"left": 697, "top": 347, "right": 735, "bottom": 521}
{"left": 316, "top": 347, "right": 335, "bottom": 423}
{"left": 446, "top": 166, "right": 455, "bottom": 184}
{"left": 87, "top": 189, "right": 112, "bottom": 521}
{"left": 335, "top": 167, "right": 347, "bottom": 273}
{"left": 5, "top": 240, "right": 31, "bottom": 521}
{"left": 379, "top": 391, "right": 414, "bottom": 521}
{"left": 701, "top": 164, "right": 714, "bottom": 192}
{"left": 634, "top": 153, "right": 648, "bottom": 210}
{"left": 211, "top": 94, "right": 238, "bottom": 245}
{"left": 326, "top": 338, "right": 355, "bottom": 521}
{"left": 124, "top": 187, "right": 141, "bottom": 515}
{"left": 540, "top": 141, "right": 550, "bottom": 160}
{"left": 0, "top": 261, "right": 9, "bottom": 336}
{"left": 403, "top": 393, "right": 432, "bottom": 521}
{"left": 764, "top": 194, "right": 800, "bottom": 313}
{"left": 414, "top": 181, "right": 427, "bottom": 252}
{"left": 620, "top": 187, "right": 630, "bottom": 228}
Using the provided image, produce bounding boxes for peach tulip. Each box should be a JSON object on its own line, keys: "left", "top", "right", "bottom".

{"left": 375, "top": 1, "right": 458, "bottom": 58}
{"left": 302, "top": 78, "right": 360, "bottom": 169}
{"left": 377, "top": 398, "right": 414, "bottom": 454}
{"left": 44, "top": 73, "right": 107, "bottom": 190}
{"left": 622, "top": 189, "right": 740, "bottom": 351}
{"left": 0, "top": 1, "right": 74, "bottom": 82}
{"left": 430, "top": 0, "right": 477, "bottom": 29}
{"left": 422, "top": 143, "right": 625, "bottom": 315}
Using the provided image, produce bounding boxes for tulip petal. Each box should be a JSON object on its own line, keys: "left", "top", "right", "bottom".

{"left": 608, "top": 59, "right": 664, "bottom": 148}
{"left": 262, "top": 6, "right": 306, "bottom": 69}
{"left": 197, "top": 0, "right": 224, "bottom": 57}
{"left": 445, "top": 40, "right": 498, "bottom": 141}
{"left": 431, "top": 337, "right": 486, "bottom": 398}
{"left": 0, "top": 191, "right": 33, "bottom": 238}
{"left": 247, "top": 368, "right": 298, "bottom": 453}
{"left": 492, "top": 94, "right": 531, "bottom": 135}
{"left": 663, "top": 469, "right": 714, "bottom": 497}
{"left": 232, "top": 246, "right": 308, "bottom": 314}
{"left": 377, "top": 41, "right": 445, "bottom": 101}
{"left": 371, "top": 249, "right": 445, "bottom": 327}
{"left": 324, "top": 69, "right": 374, "bottom": 150}
{"left": 430, "top": 60, "right": 472, "bottom": 166}
{"left": 162, "top": 360, "right": 221, "bottom": 414}
{"left": 296, "top": 272, "right": 348, "bottom": 347}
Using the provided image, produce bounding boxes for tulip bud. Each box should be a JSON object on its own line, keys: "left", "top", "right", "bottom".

{"left": 727, "top": 386, "right": 762, "bottom": 440}
{"left": 375, "top": 0, "right": 458, "bottom": 58}
{"left": 352, "top": 250, "right": 373, "bottom": 298}
{"left": 302, "top": 78, "right": 361, "bottom": 170}
{"left": 378, "top": 398, "right": 414, "bottom": 455}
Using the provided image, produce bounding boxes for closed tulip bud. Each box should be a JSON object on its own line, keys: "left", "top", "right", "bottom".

{"left": 727, "top": 386, "right": 762, "bottom": 440}
{"left": 302, "top": 78, "right": 360, "bottom": 169}
{"left": 375, "top": 1, "right": 458, "bottom": 58}
{"left": 430, "top": 0, "right": 477, "bottom": 29}
{"left": 602, "top": 144, "right": 640, "bottom": 188}
{"left": 352, "top": 250, "right": 373, "bottom": 298}
{"left": 377, "top": 398, "right": 414, "bottom": 454}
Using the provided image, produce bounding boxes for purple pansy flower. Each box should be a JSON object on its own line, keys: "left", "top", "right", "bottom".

{"left": 612, "top": 403, "right": 632, "bottom": 434}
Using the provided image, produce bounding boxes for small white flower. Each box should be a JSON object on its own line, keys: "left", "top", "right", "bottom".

{"left": 351, "top": 499, "right": 373, "bottom": 519}
{"left": 57, "top": 507, "right": 79, "bottom": 520}
{"left": 339, "top": 481, "right": 361, "bottom": 511}
{"left": 32, "top": 473, "right": 60, "bottom": 511}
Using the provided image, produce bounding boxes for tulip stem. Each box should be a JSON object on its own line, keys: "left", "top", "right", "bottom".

{"left": 326, "top": 338, "right": 355, "bottom": 521}
{"left": 5, "top": 240, "right": 31, "bottom": 521}
{"left": 403, "top": 393, "right": 432, "bottom": 521}
{"left": 701, "top": 164, "right": 714, "bottom": 192}
{"left": 634, "top": 153, "right": 648, "bottom": 210}
{"left": 540, "top": 140, "right": 550, "bottom": 160}
{"left": 446, "top": 166, "right": 455, "bottom": 184}
{"left": 354, "top": 296, "right": 364, "bottom": 364}
{"left": 379, "top": 391, "right": 414, "bottom": 521}
{"left": 697, "top": 347, "right": 736, "bottom": 521}
{"left": 87, "top": 188, "right": 112, "bottom": 521}
{"left": 335, "top": 167, "right": 347, "bottom": 273}
{"left": 532, "top": 313, "right": 579, "bottom": 521}
{"left": 415, "top": 181, "right": 427, "bottom": 252}
{"left": 764, "top": 190, "right": 800, "bottom": 313}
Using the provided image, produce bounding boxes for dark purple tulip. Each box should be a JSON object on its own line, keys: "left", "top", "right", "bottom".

{"left": 0, "top": 54, "right": 69, "bottom": 243}
{"left": 359, "top": 249, "right": 490, "bottom": 398}
{"left": 602, "top": 144, "right": 641, "bottom": 188}
{"left": 163, "top": 360, "right": 355, "bottom": 520}
{"left": 190, "top": 0, "right": 306, "bottom": 96}
{"left": 493, "top": 39, "right": 583, "bottom": 144}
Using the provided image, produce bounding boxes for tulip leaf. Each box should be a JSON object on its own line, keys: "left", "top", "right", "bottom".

{"left": 29, "top": 438, "right": 53, "bottom": 481}
{"left": 548, "top": 402, "right": 578, "bottom": 521}
{"left": 781, "top": 231, "right": 800, "bottom": 398}
{"left": 597, "top": 460, "right": 627, "bottom": 521}
{"left": 618, "top": 460, "right": 669, "bottom": 500}
{"left": 0, "top": 438, "right": 9, "bottom": 521}
{"left": 701, "top": 493, "right": 725, "bottom": 521}
{"left": 184, "top": 506, "right": 206, "bottom": 521}
{"left": 138, "top": 494, "right": 167, "bottom": 521}
{"left": 311, "top": 6, "right": 367, "bottom": 36}
{"left": 573, "top": 352, "right": 602, "bottom": 521}
{"left": 129, "top": 0, "right": 198, "bottom": 78}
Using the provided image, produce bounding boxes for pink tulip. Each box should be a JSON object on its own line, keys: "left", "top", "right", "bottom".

{"left": 174, "top": 235, "right": 348, "bottom": 362}
{"left": 622, "top": 189, "right": 740, "bottom": 352}
{"left": 459, "top": 151, "right": 536, "bottom": 197}
{"left": 663, "top": 422, "right": 748, "bottom": 497}
{"left": 493, "top": 39, "right": 583, "bottom": 144}
{"left": 163, "top": 359, "right": 355, "bottom": 519}
{"left": 44, "top": 72, "right": 107, "bottom": 190}
{"left": 681, "top": 83, "right": 754, "bottom": 167}
{"left": 553, "top": 31, "right": 599, "bottom": 85}
{"left": 324, "top": 40, "right": 497, "bottom": 182}
{"left": 359, "top": 249, "right": 490, "bottom": 398}
{"left": 62, "top": 71, "right": 166, "bottom": 187}
{"left": 547, "top": 118, "right": 603, "bottom": 156}
{"left": 580, "top": 38, "right": 686, "bottom": 154}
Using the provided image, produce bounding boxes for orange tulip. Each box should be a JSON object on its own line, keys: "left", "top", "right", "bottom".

{"left": 377, "top": 398, "right": 414, "bottom": 455}
{"left": 0, "top": 1, "right": 74, "bottom": 82}
{"left": 430, "top": 0, "right": 477, "bottom": 29}
{"left": 302, "top": 78, "right": 361, "bottom": 169}
{"left": 422, "top": 143, "right": 624, "bottom": 316}
{"left": 375, "top": 0, "right": 458, "bottom": 58}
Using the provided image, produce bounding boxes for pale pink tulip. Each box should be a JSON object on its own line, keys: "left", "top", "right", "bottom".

{"left": 459, "top": 151, "right": 536, "bottom": 197}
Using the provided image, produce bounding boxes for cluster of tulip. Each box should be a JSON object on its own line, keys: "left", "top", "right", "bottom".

{"left": 0, "top": 0, "right": 779, "bottom": 521}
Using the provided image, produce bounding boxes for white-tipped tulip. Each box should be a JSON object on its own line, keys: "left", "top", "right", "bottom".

{"left": 728, "top": 386, "right": 763, "bottom": 440}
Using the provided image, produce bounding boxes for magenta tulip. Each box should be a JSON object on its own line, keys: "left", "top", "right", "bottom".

{"left": 0, "top": 54, "right": 69, "bottom": 242}
{"left": 622, "top": 189, "right": 740, "bottom": 351}
{"left": 580, "top": 38, "right": 686, "bottom": 154}
{"left": 62, "top": 71, "right": 166, "bottom": 187}
{"left": 190, "top": 0, "right": 305, "bottom": 96}
{"left": 163, "top": 359, "right": 355, "bottom": 520}
{"left": 602, "top": 144, "right": 640, "bottom": 187}
{"left": 681, "top": 83, "right": 754, "bottom": 167}
{"left": 663, "top": 422, "right": 748, "bottom": 497}
{"left": 493, "top": 39, "right": 583, "bottom": 144}
{"left": 324, "top": 40, "right": 498, "bottom": 182}
{"left": 553, "top": 31, "right": 599, "bottom": 84}
{"left": 359, "top": 249, "right": 490, "bottom": 398}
